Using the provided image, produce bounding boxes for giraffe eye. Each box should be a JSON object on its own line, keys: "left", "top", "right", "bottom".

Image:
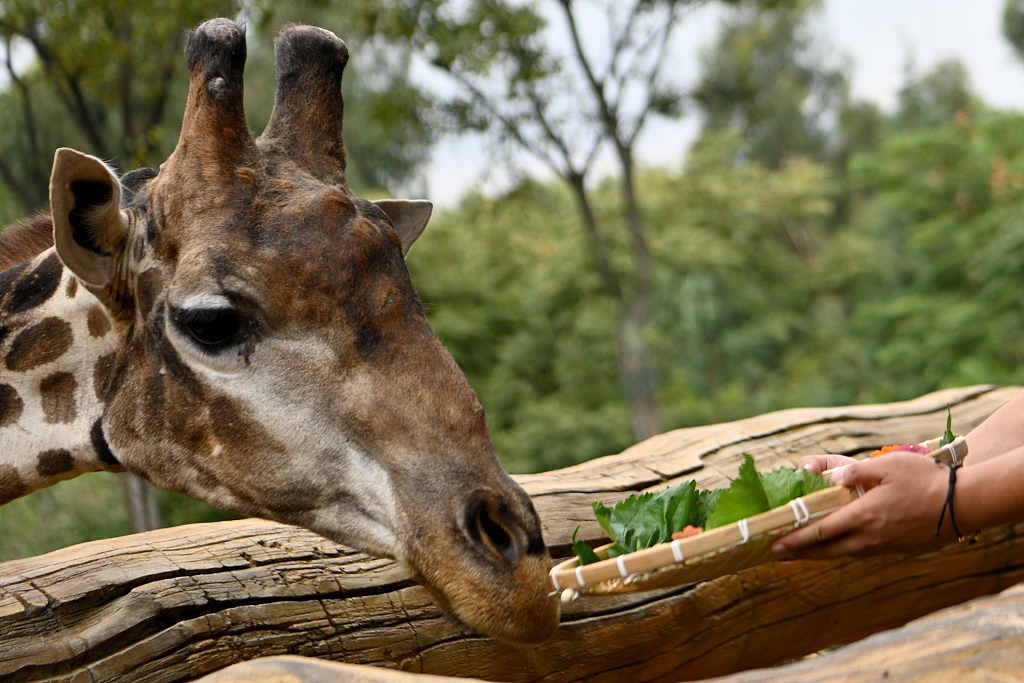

{"left": 175, "top": 307, "right": 243, "bottom": 349}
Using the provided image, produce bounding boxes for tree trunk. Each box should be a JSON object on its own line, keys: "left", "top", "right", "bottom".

{"left": 615, "top": 299, "right": 662, "bottom": 440}
{"left": 123, "top": 472, "right": 163, "bottom": 533}
{"left": 1, "top": 385, "right": 1019, "bottom": 683}
{"left": 563, "top": 172, "right": 661, "bottom": 442}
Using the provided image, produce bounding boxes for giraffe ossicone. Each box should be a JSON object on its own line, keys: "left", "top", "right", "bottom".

{"left": 0, "top": 18, "right": 559, "bottom": 644}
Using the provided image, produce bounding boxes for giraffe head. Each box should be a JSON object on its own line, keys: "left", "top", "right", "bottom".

{"left": 45, "top": 19, "right": 558, "bottom": 643}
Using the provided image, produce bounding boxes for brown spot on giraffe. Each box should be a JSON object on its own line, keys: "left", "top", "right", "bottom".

{"left": 0, "top": 464, "right": 26, "bottom": 504}
{"left": 40, "top": 371, "right": 78, "bottom": 423}
{"left": 4, "top": 317, "right": 74, "bottom": 372}
{"left": 93, "top": 352, "right": 116, "bottom": 402}
{"left": 36, "top": 449, "right": 74, "bottom": 476}
{"left": 0, "top": 384, "right": 23, "bottom": 428}
{"left": 65, "top": 276, "right": 78, "bottom": 299}
{"left": 0, "top": 251, "right": 63, "bottom": 317}
{"left": 86, "top": 305, "right": 111, "bottom": 338}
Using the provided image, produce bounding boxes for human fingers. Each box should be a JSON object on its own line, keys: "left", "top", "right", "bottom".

{"left": 798, "top": 453, "right": 858, "bottom": 475}
{"left": 778, "top": 455, "right": 950, "bottom": 558}
{"left": 773, "top": 460, "right": 892, "bottom": 556}
{"left": 772, "top": 501, "right": 865, "bottom": 558}
{"left": 828, "top": 456, "right": 892, "bottom": 488}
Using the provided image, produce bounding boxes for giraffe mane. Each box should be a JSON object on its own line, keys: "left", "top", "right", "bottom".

{"left": 0, "top": 215, "right": 54, "bottom": 272}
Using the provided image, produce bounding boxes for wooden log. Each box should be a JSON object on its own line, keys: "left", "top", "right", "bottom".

{"left": 1, "top": 385, "right": 1020, "bottom": 683}
{"left": 700, "top": 579, "right": 1024, "bottom": 683}
{"left": 190, "top": 579, "right": 1024, "bottom": 683}
{"left": 195, "top": 656, "right": 473, "bottom": 683}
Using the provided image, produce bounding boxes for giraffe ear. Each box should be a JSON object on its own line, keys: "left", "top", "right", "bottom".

{"left": 50, "top": 148, "right": 128, "bottom": 288}
{"left": 373, "top": 199, "right": 432, "bottom": 257}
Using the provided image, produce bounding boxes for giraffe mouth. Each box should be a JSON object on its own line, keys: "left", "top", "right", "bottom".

{"left": 382, "top": 487, "right": 559, "bottom": 644}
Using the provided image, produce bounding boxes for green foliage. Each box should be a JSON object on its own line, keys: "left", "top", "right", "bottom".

{"left": 1004, "top": 0, "right": 1024, "bottom": 65}
{"left": 892, "top": 59, "right": 978, "bottom": 132}
{"left": 705, "top": 454, "right": 829, "bottom": 529}
{"left": 578, "top": 456, "right": 827, "bottom": 563}
{"left": 693, "top": 0, "right": 848, "bottom": 167}
{"left": 571, "top": 527, "right": 600, "bottom": 565}
{"left": 844, "top": 108, "right": 1024, "bottom": 396}
{"left": 592, "top": 480, "right": 703, "bottom": 560}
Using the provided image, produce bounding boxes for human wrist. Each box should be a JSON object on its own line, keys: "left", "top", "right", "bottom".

{"left": 944, "top": 463, "right": 982, "bottom": 542}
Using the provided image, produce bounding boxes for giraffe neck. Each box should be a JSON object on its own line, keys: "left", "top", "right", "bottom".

{"left": 0, "top": 247, "right": 123, "bottom": 505}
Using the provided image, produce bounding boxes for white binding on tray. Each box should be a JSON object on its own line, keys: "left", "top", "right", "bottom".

{"left": 789, "top": 497, "right": 810, "bottom": 525}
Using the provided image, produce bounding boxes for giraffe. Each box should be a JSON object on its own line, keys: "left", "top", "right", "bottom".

{"left": 0, "top": 19, "right": 559, "bottom": 643}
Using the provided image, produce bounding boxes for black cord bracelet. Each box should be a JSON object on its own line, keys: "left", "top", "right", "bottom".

{"left": 933, "top": 460, "right": 979, "bottom": 544}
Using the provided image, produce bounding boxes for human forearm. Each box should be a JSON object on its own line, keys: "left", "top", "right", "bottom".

{"left": 964, "top": 389, "right": 1024, "bottom": 465}
{"left": 955, "top": 445, "right": 1024, "bottom": 534}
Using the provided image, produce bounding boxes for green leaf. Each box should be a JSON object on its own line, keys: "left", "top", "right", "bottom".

{"left": 593, "top": 492, "right": 660, "bottom": 553}
{"left": 940, "top": 407, "right": 955, "bottom": 447}
{"left": 705, "top": 454, "right": 770, "bottom": 529}
{"left": 592, "top": 481, "right": 702, "bottom": 555}
{"left": 760, "top": 464, "right": 831, "bottom": 508}
{"left": 653, "top": 480, "right": 699, "bottom": 543}
{"left": 705, "top": 454, "right": 829, "bottom": 529}
{"left": 694, "top": 488, "right": 722, "bottom": 529}
{"left": 571, "top": 526, "right": 600, "bottom": 565}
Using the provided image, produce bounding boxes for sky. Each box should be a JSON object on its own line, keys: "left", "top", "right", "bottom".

{"left": 419, "top": 0, "right": 1024, "bottom": 208}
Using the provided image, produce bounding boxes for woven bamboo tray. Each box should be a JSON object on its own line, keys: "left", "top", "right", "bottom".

{"left": 550, "top": 437, "right": 968, "bottom": 597}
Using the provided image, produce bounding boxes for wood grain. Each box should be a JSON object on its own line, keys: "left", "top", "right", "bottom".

{"left": 190, "top": 579, "right": 1024, "bottom": 683}
{"left": 1, "top": 385, "right": 1019, "bottom": 683}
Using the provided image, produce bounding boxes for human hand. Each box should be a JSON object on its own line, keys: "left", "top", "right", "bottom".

{"left": 773, "top": 453, "right": 952, "bottom": 559}
{"left": 798, "top": 453, "right": 859, "bottom": 476}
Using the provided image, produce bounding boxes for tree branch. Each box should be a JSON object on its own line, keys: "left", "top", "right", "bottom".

{"left": 7, "top": 23, "right": 112, "bottom": 159}
{"left": 441, "top": 65, "right": 572, "bottom": 179}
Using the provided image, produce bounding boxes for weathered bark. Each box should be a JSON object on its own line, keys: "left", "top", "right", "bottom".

{"left": 191, "top": 579, "right": 1024, "bottom": 683}
{"left": 1, "top": 385, "right": 1021, "bottom": 683}
{"left": 195, "top": 658, "right": 473, "bottom": 683}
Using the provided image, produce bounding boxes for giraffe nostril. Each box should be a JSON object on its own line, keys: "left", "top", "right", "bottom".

{"left": 477, "top": 507, "right": 517, "bottom": 565}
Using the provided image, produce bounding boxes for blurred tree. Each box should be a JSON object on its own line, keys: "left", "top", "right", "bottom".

{"left": 360, "top": 0, "right": 712, "bottom": 443}
{"left": 844, "top": 105, "right": 1024, "bottom": 399}
{"left": 891, "top": 58, "right": 977, "bottom": 132}
{"left": 1003, "top": 0, "right": 1024, "bottom": 64}
{"left": 647, "top": 129, "right": 847, "bottom": 424}
{"left": 0, "top": 0, "right": 234, "bottom": 216}
{"left": 693, "top": 0, "right": 848, "bottom": 168}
